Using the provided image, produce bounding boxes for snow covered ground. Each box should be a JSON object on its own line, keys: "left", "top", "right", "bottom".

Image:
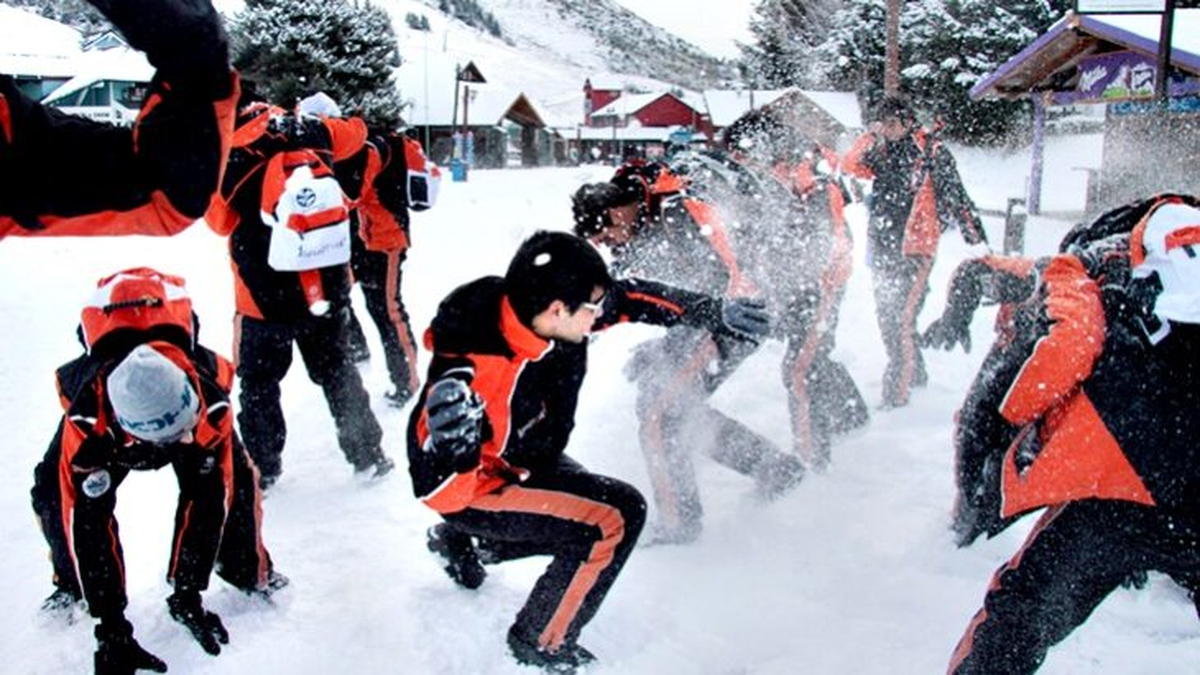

{"left": 1, "top": 132, "right": 1197, "bottom": 674}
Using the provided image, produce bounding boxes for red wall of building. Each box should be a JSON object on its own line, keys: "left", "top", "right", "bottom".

{"left": 635, "top": 95, "right": 702, "bottom": 128}
{"left": 591, "top": 90, "right": 620, "bottom": 114}
{"left": 584, "top": 80, "right": 622, "bottom": 127}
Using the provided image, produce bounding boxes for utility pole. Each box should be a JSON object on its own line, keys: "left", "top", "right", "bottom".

{"left": 1154, "top": 0, "right": 1177, "bottom": 107}
{"left": 885, "top": 0, "right": 902, "bottom": 96}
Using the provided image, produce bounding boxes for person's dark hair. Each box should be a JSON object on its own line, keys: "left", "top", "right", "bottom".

{"left": 870, "top": 96, "right": 916, "bottom": 125}
{"left": 505, "top": 231, "right": 612, "bottom": 325}
{"left": 571, "top": 181, "right": 641, "bottom": 237}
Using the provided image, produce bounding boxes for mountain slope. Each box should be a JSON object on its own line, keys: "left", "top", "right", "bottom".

{"left": 408, "top": 0, "right": 736, "bottom": 89}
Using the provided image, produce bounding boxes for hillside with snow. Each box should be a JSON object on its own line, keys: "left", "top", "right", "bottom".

{"left": 206, "top": 0, "right": 735, "bottom": 126}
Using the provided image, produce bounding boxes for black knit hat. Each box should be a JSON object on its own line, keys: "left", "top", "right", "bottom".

{"left": 572, "top": 182, "right": 642, "bottom": 237}
{"left": 505, "top": 231, "right": 612, "bottom": 325}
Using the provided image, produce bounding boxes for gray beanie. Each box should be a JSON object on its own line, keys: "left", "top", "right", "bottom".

{"left": 107, "top": 344, "right": 200, "bottom": 443}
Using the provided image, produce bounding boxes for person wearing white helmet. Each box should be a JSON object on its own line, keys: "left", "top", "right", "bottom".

{"left": 947, "top": 194, "right": 1200, "bottom": 674}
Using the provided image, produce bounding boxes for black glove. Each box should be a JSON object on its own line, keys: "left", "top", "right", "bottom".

{"left": 94, "top": 617, "right": 167, "bottom": 675}
{"left": 922, "top": 312, "right": 971, "bottom": 353}
{"left": 167, "top": 591, "right": 228, "bottom": 656}
{"left": 718, "top": 298, "right": 771, "bottom": 341}
{"left": 424, "top": 379, "right": 485, "bottom": 471}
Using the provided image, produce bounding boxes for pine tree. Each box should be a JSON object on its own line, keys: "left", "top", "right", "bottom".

{"left": 229, "top": 0, "right": 404, "bottom": 125}
{"left": 3, "top": 0, "right": 107, "bottom": 34}
{"left": 813, "top": 0, "right": 1082, "bottom": 142}
{"left": 741, "top": 0, "right": 845, "bottom": 88}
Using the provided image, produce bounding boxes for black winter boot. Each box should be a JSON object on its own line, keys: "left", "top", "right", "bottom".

{"left": 508, "top": 626, "right": 595, "bottom": 673}
{"left": 427, "top": 524, "right": 486, "bottom": 589}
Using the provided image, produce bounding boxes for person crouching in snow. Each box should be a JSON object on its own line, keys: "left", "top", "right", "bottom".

{"left": 31, "top": 268, "right": 285, "bottom": 674}
{"left": 407, "top": 231, "right": 770, "bottom": 671}
{"left": 947, "top": 196, "right": 1200, "bottom": 674}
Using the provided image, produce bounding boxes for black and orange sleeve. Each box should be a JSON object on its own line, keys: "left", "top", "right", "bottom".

{"left": 0, "top": 72, "right": 239, "bottom": 238}
{"left": 999, "top": 255, "right": 1106, "bottom": 426}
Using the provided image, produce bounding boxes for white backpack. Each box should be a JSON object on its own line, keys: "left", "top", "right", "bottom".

{"left": 259, "top": 150, "right": 352, "bottom": 271}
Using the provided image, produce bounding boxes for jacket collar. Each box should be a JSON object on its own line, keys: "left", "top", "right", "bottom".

{"left": 500, "top": 296, "right": 552, "bottom": 360}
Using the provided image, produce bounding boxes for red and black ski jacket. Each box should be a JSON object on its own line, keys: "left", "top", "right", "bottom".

{"left": 335, "top": 131, "right": 422, "bottom": 253}
{"left": 52, "top": 338, "right": 239, "bottom": 619}
{"left": 996, "top": 251, "right": 1200, "bottom": 519}
{"left": 406, "top": 275, "right": 727, "bottom": 514}
{"left": 207, "top": 109, "right": 367, "bottom": 321}
{"left": 842, "top": 127, "right": 986, "bottom": 256}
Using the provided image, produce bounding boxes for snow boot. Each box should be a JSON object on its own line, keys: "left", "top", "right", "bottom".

{"left": 427, "top": 524, "right": 486, "bottom": 589}
{"left": 243, "top": 569, "right": 290, "bottom": 600}
{"left": 40, "top": 586, "right": 83, "bottom": 620}
{"left": 354, "top": 451, "right": 395, "bottom": 480}
{"left": 755, "top": 454, "right": 805, "bottom": 499}
{"left": 508, "top": 627, "right": 595, "bottom": 673}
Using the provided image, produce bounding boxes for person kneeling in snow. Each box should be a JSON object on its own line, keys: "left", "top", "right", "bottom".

{"left": 31, "top": 268, "right": 285, "bottom": 674}
{"left": 407, "top": 231, "right": 770, "bottom": 672}
{"left": 947, "top": 196, "right": 1200, "bottom": 674}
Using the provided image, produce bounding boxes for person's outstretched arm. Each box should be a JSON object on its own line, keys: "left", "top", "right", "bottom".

{"left": 0, "top": 0, "right": 237, "bottom": 238}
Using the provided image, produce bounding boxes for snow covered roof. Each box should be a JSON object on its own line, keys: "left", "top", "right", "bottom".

{"left": 590, "top": 92, "right": 660, "bottom": 118}
{"left": 0, "top": 5, "right": 82, "bottom": 78}
{"left": 702, "top": 89, "right": 791, "bottom": 127}
{"left": 701, "top": 88, "right": 863, "bottom": 132}
{"left": 589, "top": 90, "right": 706, "bottom": 119}
{"left": 972, "top": 9, "right": 1200, "bottom": 101}
{"left": 571, "top": 126, "right": 678, "bottom": 142}
{"left": 399, "top": 79, "right": 549, "bottom": 128}
{"left": 795, "top": 90, "right": 863, "bottom": 129}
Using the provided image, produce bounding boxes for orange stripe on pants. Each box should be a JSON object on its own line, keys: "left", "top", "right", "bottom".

{"left": 472, "top": 486, "right": 627, "bottom": 651}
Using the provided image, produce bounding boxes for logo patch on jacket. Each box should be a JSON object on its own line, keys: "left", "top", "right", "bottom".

{"left": 82, "top": 469, "right": 112, "bottom": 498}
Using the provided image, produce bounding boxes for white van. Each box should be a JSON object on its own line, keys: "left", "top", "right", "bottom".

{"left": 43, "top": 78, "right": 149, "bottom": 126}
{"left": 41, "top": 48, "right": 152, "bottom": 127}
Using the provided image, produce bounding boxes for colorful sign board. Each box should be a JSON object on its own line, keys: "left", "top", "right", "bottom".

{"left": 1071, "top": 51, "right": 1200, "bottom": 104}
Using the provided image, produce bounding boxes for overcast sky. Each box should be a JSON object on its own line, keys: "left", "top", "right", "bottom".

{"left": 611, "top": 0, "right": 756, "bottom": 59}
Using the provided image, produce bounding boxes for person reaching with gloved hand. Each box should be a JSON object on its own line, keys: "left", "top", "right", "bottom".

{"left": 407, "top": 231, "right": 770, "bottom": 673}
{"left": 948, "top": 194, "right": 1200, "bottom": 673}
{"left": 31, "top": 268, "right": 284, "bottom": 674}
{"left": 573, "top": 160, "right": 805, "bottom": 545}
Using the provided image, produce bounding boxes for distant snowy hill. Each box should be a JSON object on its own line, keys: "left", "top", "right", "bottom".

{"left": 486, "top": 0, "right": 736, "bottom": 87}
{"left": 211, "top": 0, "right": 736, "bottom": 126}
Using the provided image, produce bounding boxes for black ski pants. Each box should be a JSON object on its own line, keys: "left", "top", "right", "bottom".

{"left": 347, "top": 240, "right": 420, "bottom": 401}
{"left": 235, "top": 308, "right": 384, "bottom": 480}
{"left": 442, "top": 457, "right": 646, "bottom": 653}
{"left": 777, "top": 283, "right": 867, "bottom": 471}
{"left": 31, "top": 420, "right": 274, "bottom": 615}
{"left": 868, "top": 231, "right": 932, "bottom": 408}
{"left": 949, "top": 499, "right": 1200, "bottom": 674}
{"left": 630, "top": 327, "right": 799, "bottom": 541}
